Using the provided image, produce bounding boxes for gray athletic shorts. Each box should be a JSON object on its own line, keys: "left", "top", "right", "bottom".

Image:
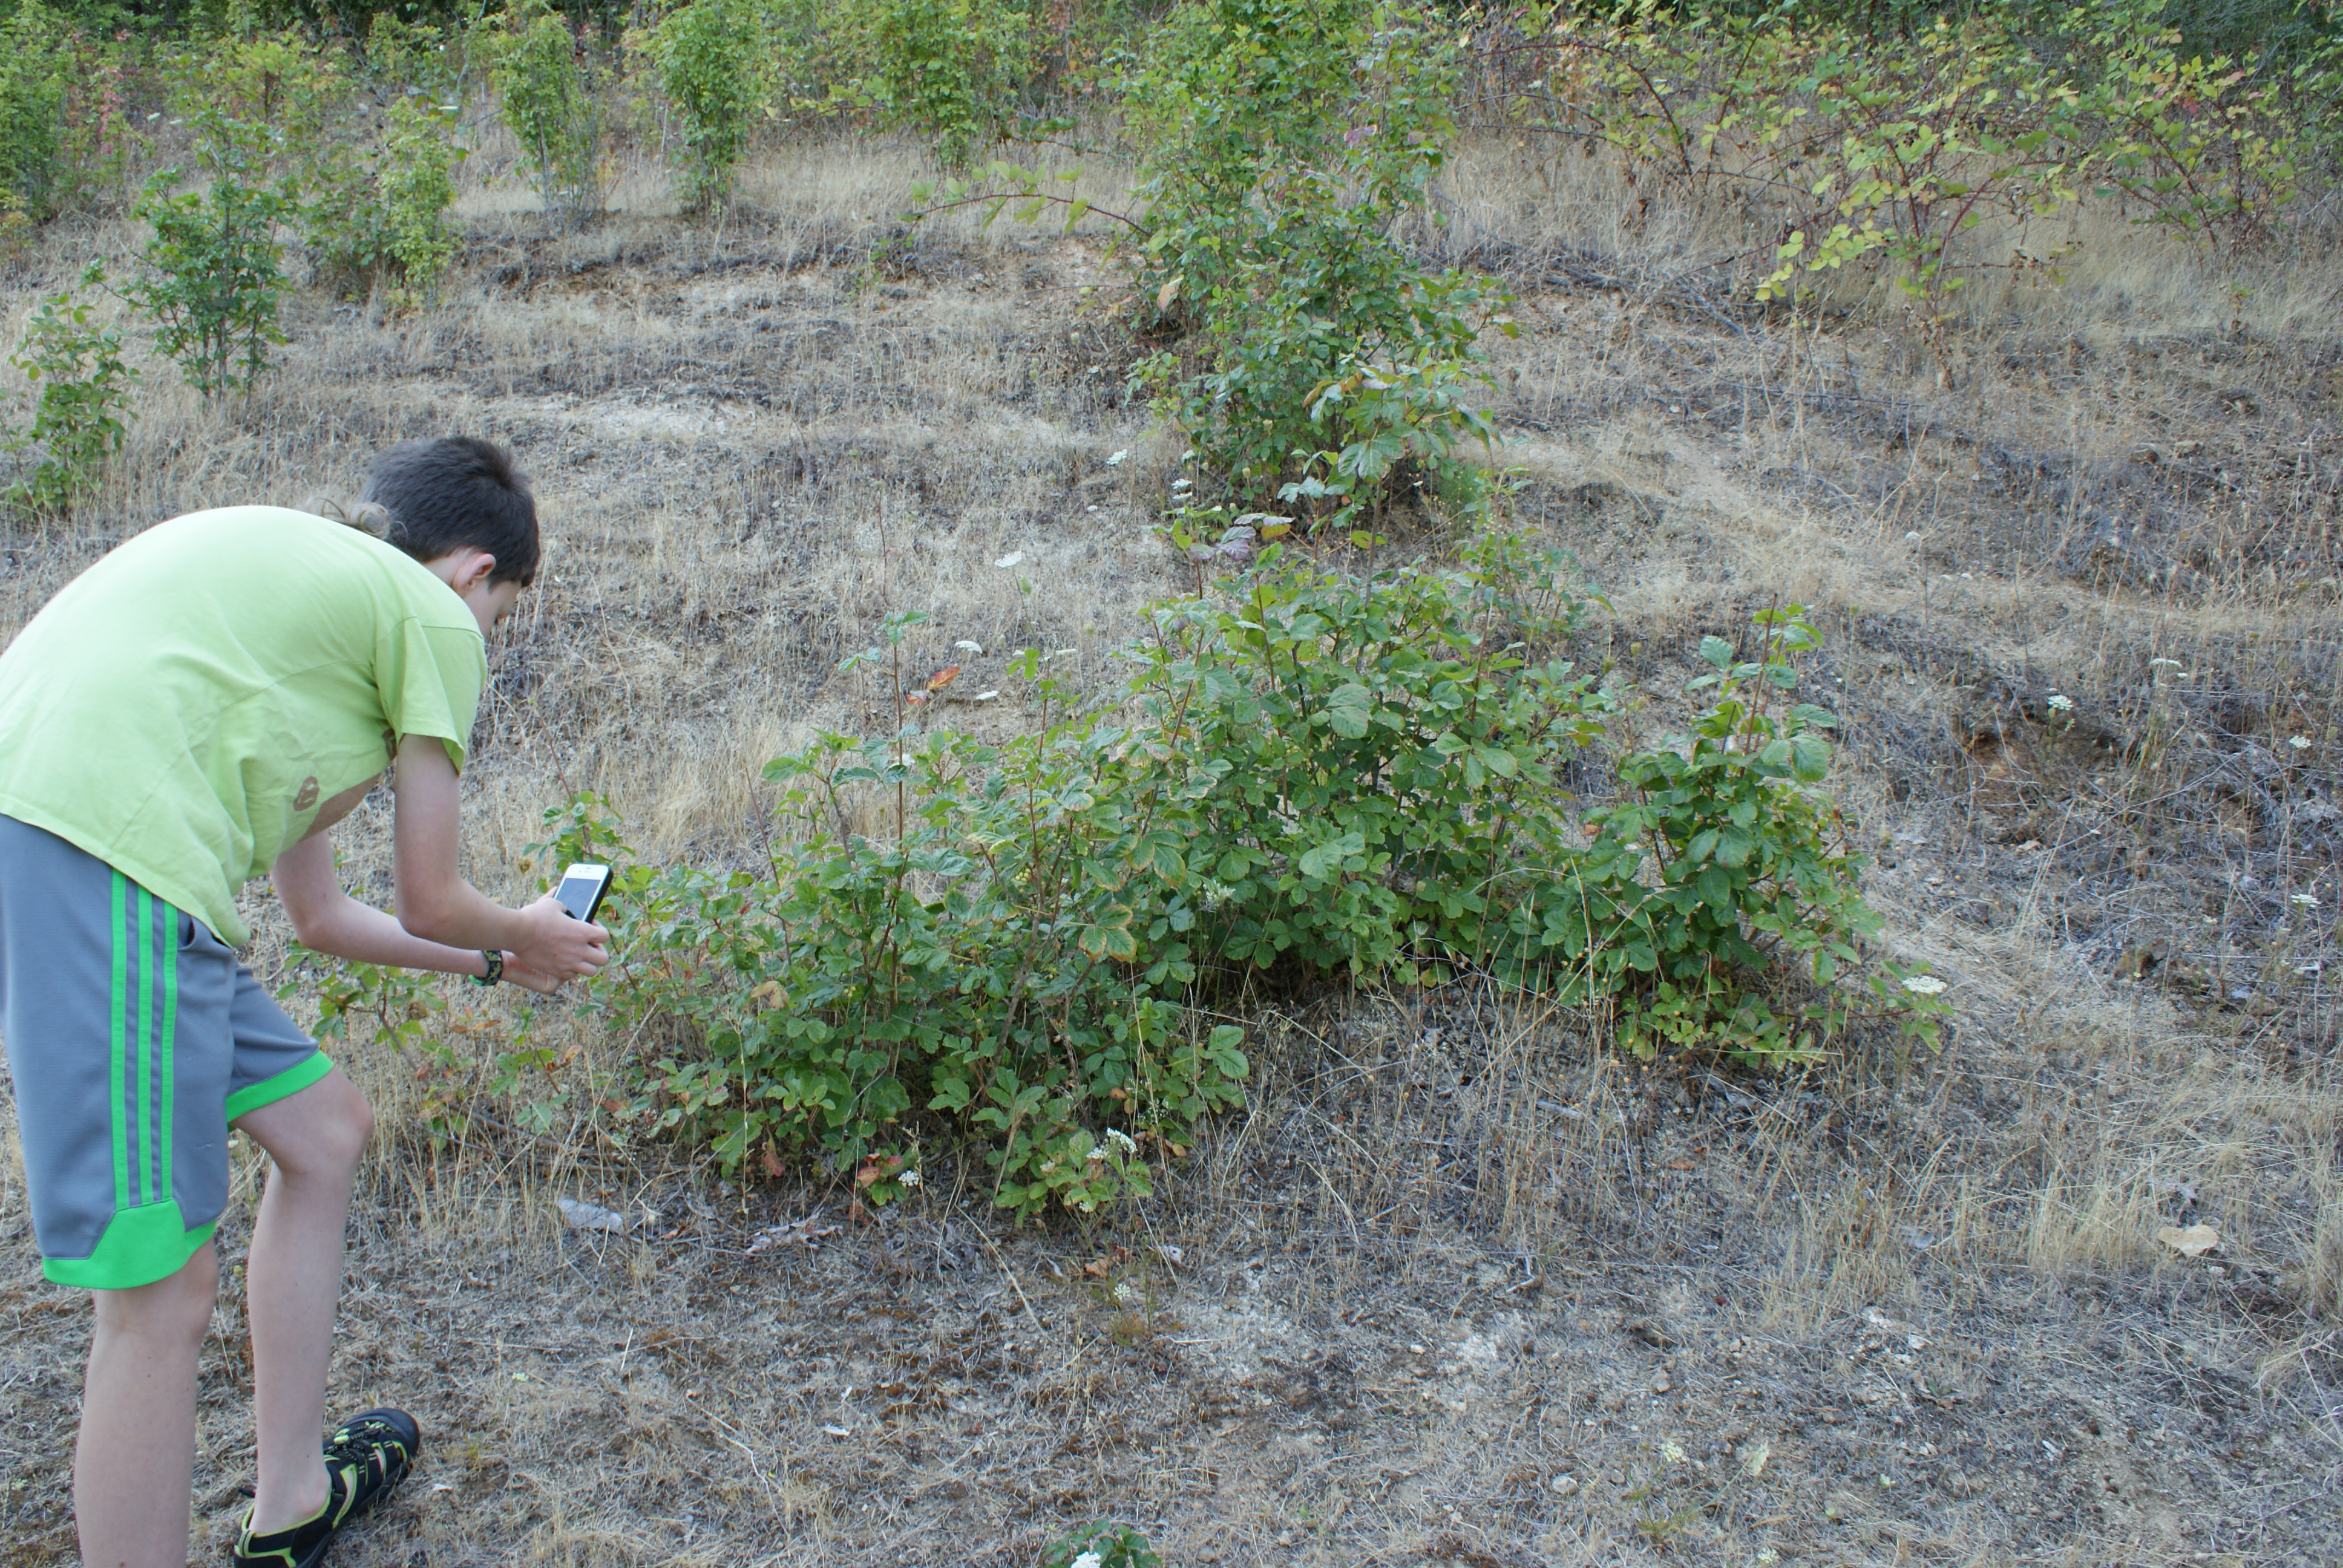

{"left": 0, "top": 815, "right": 332, "bottom": 1290}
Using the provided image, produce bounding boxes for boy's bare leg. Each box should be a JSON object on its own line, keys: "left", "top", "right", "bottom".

{"left": 234, "top": 1067, "right": 375, "bottom": 1535}
{"left": 77, "top": 1243, "right": 217, "bottom": 1568}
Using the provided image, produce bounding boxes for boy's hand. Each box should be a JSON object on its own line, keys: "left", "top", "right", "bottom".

{"left": 508, "top": 894, "right": 608, "bottom": 981}
{"left": 498, "top": 953, "right": 571, "bottom": 995}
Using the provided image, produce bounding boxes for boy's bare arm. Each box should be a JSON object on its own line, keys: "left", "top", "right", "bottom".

{"left": 272, "top": 835, "right": 567, "bottom": 993}
{"left": 389, "top": 734, "right": 608, "bottom": 981}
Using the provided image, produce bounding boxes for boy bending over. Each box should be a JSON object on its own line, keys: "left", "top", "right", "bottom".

{"left": 0, "top": 437, "right": 607, "bottom": 1568}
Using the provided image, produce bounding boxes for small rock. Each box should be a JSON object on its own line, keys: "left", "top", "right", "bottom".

{"left": 555, "top": 1197, "right": 628, "bottom": 1233}
{"left": 1551, "top": 1474, "right": 1579, "bottom": 1497}
{"left": 1651, "top": 1370, "right": 1672, "bottom": 1394}
{"left": 1624, "top": 1315, "right": 1678, "bottom": 1348}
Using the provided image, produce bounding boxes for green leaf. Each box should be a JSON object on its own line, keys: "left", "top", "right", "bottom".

{"left": 1790, "top": 734, "right": 1832, "bottom": 782}
{"left": 1700, "top": 636, "right": 1734, "bottom": 670}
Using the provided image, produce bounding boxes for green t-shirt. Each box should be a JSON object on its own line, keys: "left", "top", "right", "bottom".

{"left": 0, "top": 505, "right": 487, "bottom": 946}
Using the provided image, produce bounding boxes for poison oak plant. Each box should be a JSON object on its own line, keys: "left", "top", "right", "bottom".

{"left": 532, "top": 535, "right": 1938, "bottom": 1217}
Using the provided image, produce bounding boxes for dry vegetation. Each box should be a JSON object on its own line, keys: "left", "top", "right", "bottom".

{"left": 2, "top": 119, "right": 2341, "bottom": 1567}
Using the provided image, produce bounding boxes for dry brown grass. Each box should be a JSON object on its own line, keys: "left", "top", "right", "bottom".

{"left": 1, "top": 126, "right": 2339, "bottom": 1566}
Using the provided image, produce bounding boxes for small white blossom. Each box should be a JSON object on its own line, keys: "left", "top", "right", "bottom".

{"left": 2291, "top": 893, "right": 2318, "bottom": 907}
{"left": 2149, "top": 657, "right": 2184, "bottom": 670}
{"left": 1902, "top": 975, "right": 1947, "bottom": 996}
{"left": 995, "top": 551, "right": 1024, "bottom": 569}
{"left": 1071, "top": 1552, "right": 1104, "bottom": 1568}
{"left": 898, "top": 1169, "right": 921, "bottom": 1187}
{"left": 1904, "top": 531, "right": 1924, "bottom": 543}
{"left": 1105, "top": 449, "right": 1129, "bottom": 466}
{"left": 1170, "top": 477, "right": 1193, "bottom": 491}
{"left": 2046, "top": 693, "right": 2074, "bottom": 713}
{"left": 1660, "top": 1440, "right": 1688, "bottom": 1465}
{"left": 1105, "top": 1128, "right": 1139, "bottom": 1155}
{"left": 2289, "top": 734, "right": 2312, "bottom": 751}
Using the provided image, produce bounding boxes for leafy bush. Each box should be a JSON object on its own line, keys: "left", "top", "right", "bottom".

{"left": 913, "top": 0, "right": 1512, "bottom": 526}
{"left": 640, "top": 0, "right": 764, "bottom": 210}
{"left": 837, "top": 0, "right": 1037, "bottom": 169}
{"left": 564, "top": 536, "right": 1939, "bottom": 1215}
{"left": 128, "top": 117, "right": 297, "bottom": 398}
{"left": 1038, "top": 1523, "right": 1162, "bottom": 1568}
{"left": 0, "top": 4, "right": 67, "bottom": 221}
{"left": 3, "top": 271, "right": 136, "bottom": 514}
{"left": 304, "top": 96, "right": 466, "bottom": 306}
{"left": 1522, "top": 1, "right": 2310, "bottom": 313}
{"left": 492, "top": 0, "right": 605, "bottom": 221}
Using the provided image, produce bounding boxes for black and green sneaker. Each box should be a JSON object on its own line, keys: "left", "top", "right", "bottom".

{"left": 231, "top": 1408, "right": 423, "bottom": 1568}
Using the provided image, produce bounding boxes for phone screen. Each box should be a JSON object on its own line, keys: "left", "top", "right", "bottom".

{"left": 555, "top": 863, "right": 612, "bottom": 923}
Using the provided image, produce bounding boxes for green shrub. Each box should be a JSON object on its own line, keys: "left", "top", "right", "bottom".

{"left": 1039, "top": 1523, "right": 1162, "bottom": 1568}
{"left": 0, "top": 4, "right": 68, "bottom": 220}
{"left": 1533, "top": 1, "right": 2309, "bottom": 312}
{"left": 304, "top": 96, "right": 466, "bottom": 306}
{"left": 128, "top": 118, "right": 298, "bottom": 399}
{"left": 838, "top": 0, "right": 1036, "bottom": 169}
{"left": 492, "top": 0, "right": 604, "bottom": 221}
{"left": 3, "top": 271, "right": 136, "bottom": 514}
{"left": 1126, "top": 0, "right": 1512, "bottom": 523}
{"left": 640, "top": 0, "right": 764, "bottom": 210}
{"left": 566, "top": 535, "right": 1940, "bottom": 1215}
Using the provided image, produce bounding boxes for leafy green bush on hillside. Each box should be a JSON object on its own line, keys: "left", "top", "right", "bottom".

{"left": 1513, "top": 0, "right": 2314, "bottom": 313}
{"left": 551, "top": 538, "right": 1941, "bottom": 1216}
{"left": 4, "top": 272, "right": 136, "bottom": 515}
{"left": 638, "top": 0, "right": 764, "bottom": 209}
{"left": 491, "top": 0, "right": 605, "bottom": 221}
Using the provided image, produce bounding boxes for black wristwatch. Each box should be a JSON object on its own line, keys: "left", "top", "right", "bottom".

{"left": 474, "top": 950, "right": 504, "bottom": 987}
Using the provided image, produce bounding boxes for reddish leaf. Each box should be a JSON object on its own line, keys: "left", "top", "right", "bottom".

{"left": 759, "top": 1145, "right": 785, "bottom": 1178}
{"left": 927, "top": 664, "right": 963, "bottom": 691}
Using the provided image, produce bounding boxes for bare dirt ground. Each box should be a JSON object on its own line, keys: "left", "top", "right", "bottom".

{"left": 2, "top": 133, "right": 2341, "bottom": 1566}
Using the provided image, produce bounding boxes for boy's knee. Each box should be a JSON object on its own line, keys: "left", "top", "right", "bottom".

{"left": 93, "top": 1244, "right": 218, "bottom": 1344}
{"left": 313, "top": 1081, "right": 375, "bottom": 1170}
{"left": 245, "top": 1070, "right": 375, "bottom": 1177}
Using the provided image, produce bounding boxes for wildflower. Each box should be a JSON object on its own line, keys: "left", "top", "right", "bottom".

{"left": 2046, "top": 693, "right": 2074, "bottom": 713}
{"left": 1170, "top": 477, "right": 1193, "bottom": 491}
{"left": 1105, "top": 1128, "right": 1139, "bottom": 1155}
{"left": 1106, "top": 449, "right": 1129, "bottom": 466}
{"left": 899, "top": 1169, "right": 921, "bottom": 1188}
{"left": 1660, "top": 1440, "right": 1688, "bottom": 1465}
{"left": 2291, "top": 893, "right": 2317, "bottom": 907}
{"left": 2290, "top": 735, "right": 2312, "bottom": 751}
{"left": 1902, "top": 975, "right": 1947, "bottom": 996}
{"left": 2149, "top": 657, "right": 2184, "bottom": 669}
{"left": 1072, "top": 1552, "right": 1104, "bottom": 1568}
{"left": 1904, "top": 531, "right": 1924, "bottom": 543}
{"left": 994, "top": 551, "right": 1024, "bottom": 569}
{"left": 954, "top": 639, "right": 983, "bottom": 653}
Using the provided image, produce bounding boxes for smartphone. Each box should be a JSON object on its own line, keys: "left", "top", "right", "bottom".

{"left": 555, "top": 862, "right": 612, "bottom": 924}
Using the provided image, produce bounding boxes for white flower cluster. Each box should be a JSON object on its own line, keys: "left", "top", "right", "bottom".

{"left": 1902, "top": 975, "right": 1947, "bottom": 996}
